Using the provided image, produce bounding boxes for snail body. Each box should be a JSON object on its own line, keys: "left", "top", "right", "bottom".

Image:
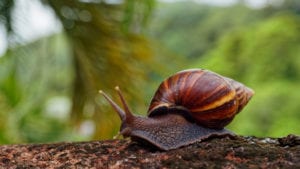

{"left": 99, "top": 69, "right": 254, "bottom": 150}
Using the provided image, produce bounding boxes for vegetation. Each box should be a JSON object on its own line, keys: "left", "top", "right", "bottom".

{"left": 150, "top": 1, "right": 300, "bottom": 137}
{"left": 0, "top": 0, "right": 299, "bottom": 144}
{"left": 199, "top": 14, "right": 300, "bottom": 136}
{"left": 0, "top": 0, "right": 163, "bottom": 143}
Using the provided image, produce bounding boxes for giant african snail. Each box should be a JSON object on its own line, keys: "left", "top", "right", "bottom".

{"left": 99, "top": 69, "right": 254, "bottom": 150}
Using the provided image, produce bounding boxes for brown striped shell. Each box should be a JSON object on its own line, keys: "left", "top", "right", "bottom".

{"left": 148, "top": 69, "right": 254, "bottom": 129}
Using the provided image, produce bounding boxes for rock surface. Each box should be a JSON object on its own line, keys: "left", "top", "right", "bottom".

{"left": 0, "top": 135, "right": 299, "bottom": 168}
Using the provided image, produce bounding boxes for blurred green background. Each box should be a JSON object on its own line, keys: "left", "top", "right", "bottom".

{"left": 0, "top": 0, "right": 299, "bottom": 144}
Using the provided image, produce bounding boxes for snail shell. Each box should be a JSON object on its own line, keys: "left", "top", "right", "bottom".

{"left": 148, "top": 69, "right": 254, "bottom": 129}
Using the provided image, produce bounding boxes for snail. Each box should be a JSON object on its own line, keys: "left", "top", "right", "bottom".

{"left": 99, "top": 69, "right": 254, "bottom": 150}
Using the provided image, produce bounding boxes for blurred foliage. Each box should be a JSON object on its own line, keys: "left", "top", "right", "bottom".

{"left": 149, "top": 0, "right": 300, "bottom": 59}
{"left": 47, "top": 0, "right": 160, "bottom": 140}
{"left": 1, "top": 0, "right": 300, "bottom": 144}
{"left": 198, "top": 14, "right": 300, "bottom": 136}
{"left": 0, "top": 34, "right": 73, "bottom": 143}
{"left": 0, "top": 0, "right": 174, "bottom": 143}
{"left": 148, "top": 2, "right": 265, "bottom": 59}
{"left": 149, "top": 0, "right": 300, "bottom": 137}
{"left": 0, "top": 0, "right": 14, "bottom": 32}
{"left": 0, "top": 0, "right": 184, "bottom": 143}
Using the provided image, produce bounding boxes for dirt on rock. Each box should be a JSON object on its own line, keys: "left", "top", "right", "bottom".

{"left": 0, "top": 135, "right": 299, "bottom": 168}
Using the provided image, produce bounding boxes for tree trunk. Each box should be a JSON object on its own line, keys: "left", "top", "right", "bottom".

{"left": 0, "top": 135, "right": 299, "bottom": 168}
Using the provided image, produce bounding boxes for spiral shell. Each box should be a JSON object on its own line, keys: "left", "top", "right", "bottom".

{"left": 147, "top": 69, "right": 254, "bottom": 129}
